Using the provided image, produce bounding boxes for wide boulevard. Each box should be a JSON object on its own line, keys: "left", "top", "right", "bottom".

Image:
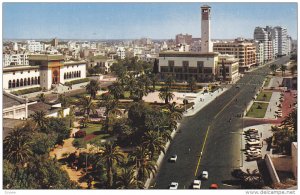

{"left": 153, "top": 56, "right": 291, "bottom": 189}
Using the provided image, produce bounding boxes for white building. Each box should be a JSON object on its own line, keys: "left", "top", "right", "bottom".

{"left": 286, "top": 36, "right": 292, "bottom": 55}
{"left": 3, "top": 92, "right": 29, "bottom": 119}
{"left": 27, "top": 40, "right": 43, "bottom": 52}
{"left": 3, "top": 54, "right": 86, "bottom": 91}
{"left": 13, "top": 42, "right": 18, "bottom": 51}
{"left": 117, "top": 47, "right": 126, "bottom": 59}
{"left": 253, "top": 40, "right": 264, "bottom": 66}
{"left": 3, "top": 53, "right": 29, "bottom": 67}
{"left": 274, "top": 26, "right": 288, "bottom": 56}
{"left": 254, "top": 27, "right": 272, "bottom": 61}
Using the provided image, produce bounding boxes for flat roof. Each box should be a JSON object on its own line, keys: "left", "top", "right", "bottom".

{"left": 3, "top": 92, "right": 26, "bottom": 109}
{"left": 28, "top": 54, "right": 64, "bottom": 61}
{"left": 3, "top": 65, "right": 39, "bottom": 72}
{"left": 28, "top": 102, "right": 60, "bottom": 116}
{"left": 64, "top": 60, "right": 86, "bottom": 66}
{"left": 159, "top": 51, "right": 218, "bottom": 58}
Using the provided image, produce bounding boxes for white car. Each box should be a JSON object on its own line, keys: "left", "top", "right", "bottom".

{"left": 192, "top": 180, "right": 201, "bottom": 189}
{"left": 202, "top": 171, "right": 208, "bottom": 180}
{"left": 169, "top": 182, "right": 179, "bottom": 189}
{"left": 169, "top": 155, "right": 177, "bottom": 162}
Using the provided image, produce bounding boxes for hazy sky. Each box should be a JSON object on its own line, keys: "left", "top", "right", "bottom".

{"left": 3, "top": 2, "right": 298, "bottom": 40}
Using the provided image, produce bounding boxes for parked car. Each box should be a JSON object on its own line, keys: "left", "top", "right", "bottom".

{"left": 192, "top": 180, "right": 201, "bottom": 189}
{"left": 169, "top": 155, "right": 177, "bottom": 162}
{"left": 210, "top": 184, "right": 218, "bottom": 189}
{"left": 169, "top": 182, "right": 179, "bottom": 189}
{"left": 202, "top": 171, "right": 208, "bottom": 180}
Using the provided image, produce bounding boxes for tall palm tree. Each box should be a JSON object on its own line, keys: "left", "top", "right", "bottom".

{"left": 187, "top": 77, "right": 197, "bottom": 92}
{"left": 37, "top": 93, "right": 46, "bottom": 103}
{"left": 160, "top": 129, "right": 172, "bottom": 143}
{"left": 165, "top": 75, "right": 175, "bottom": 89}
{"left": 280, "top": 65, "right": 287, "bottom": 76}
{"left": 270, "top": 64, "right": 278, "bottom": 75}
{"left": 168, "top": 102, "right": 183, "bottom": 121}
{"left": 140, "top": 74, "right": 152, "bottom": 94}
{"left": 3, "top": 127, "right": 33, "bottom": 166}
{"left": 159, "top": 87, "right": 175, "bottom": 104}
{"left": 149, "top": 73, "right": 159, "bottom": 91}
{"left": 99, "top": 142, "right": 125, "bottom": 188}
{"left": 85, "top": 79, "right": 100, "bottom": 99}
{"left": 30, "top": 110, "right": 48, "bottom": 130}
{"left": 142, "top": 131, "right": 165, "bottom": 160}
{"left": 78, "top": 96, "right": 97, "bottom": 119}
{"left": 108, "top": 81, "right": 124, "bottom": 100}
{"left": 116, "top": 168, "right": 143, "bottom": 189}
{"left": 58, "top": 94, "right": 69, "bottom": 108}
{"left": 136, "top": 158, "right": 156, "bottom": 182}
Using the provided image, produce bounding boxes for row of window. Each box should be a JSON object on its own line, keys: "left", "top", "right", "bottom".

{"left": 12, "top": 69, "right": 38, "bottom": 75}
{"left": 8, "top": 77, "right": 40, "bottom": 89}
{"left": 64, "top": 71, "right": 81, "bottom": 80}
{"left": 161, "top": 66, "right": 213, "bottom": 74}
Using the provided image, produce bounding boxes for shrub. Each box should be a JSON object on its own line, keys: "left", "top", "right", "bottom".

{"left": 65, "top": 78, "right": 90, "bottom": 85}
{"left": 75, "top": 130, "right": 86, "bottom": 138}
{"left": 11, "top": 87, "right": 42, "bottom": 95}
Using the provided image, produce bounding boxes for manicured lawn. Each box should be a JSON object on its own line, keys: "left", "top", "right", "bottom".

{"left": 246, "top": 102, "right": 269, "bottom": 118}
{"left": 256, "top": 91, "right": 272, "bottom": 102}
{"left": 73, "top": 123, "right": 111, "bottom": 148}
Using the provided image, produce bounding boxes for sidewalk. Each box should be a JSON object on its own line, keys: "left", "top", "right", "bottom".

{"left": 183, "top": 87, "right": 228, "bottom": 117}
{"left": 264, "top": 92, "right": 281, "bottom": 119}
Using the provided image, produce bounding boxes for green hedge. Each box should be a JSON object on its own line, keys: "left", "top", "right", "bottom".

{"left": 65, "top": 78, "right": 90, "bottom": 85}
{"left": 11, "top": 87, "right": 42, "bottom": 95}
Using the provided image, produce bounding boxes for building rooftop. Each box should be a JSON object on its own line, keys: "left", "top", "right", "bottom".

{"left": 159, "top": 51, "right": 218, "bottom": 58}
{"left": 3, "top": 118, "right": 26, "bottom": 140}
{"left": 28, "top": 54, "right": 64, "bottom": 61}
{"left": 201, "top": 5, "right": 211, "bottom": 8}
{"left": 3, "top": 92, "right": 26, "bottom": 109}
{"left": 3, "top": 65, "right": 39, "bottom": 72}
{"left": 64, "top": 60, "right": 87, "bottom": 65}
{"left": 28, "top": 102, "right": 61, "bottom": 116}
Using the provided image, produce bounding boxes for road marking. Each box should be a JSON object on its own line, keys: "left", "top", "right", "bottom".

{"left": 194, "top": 125, "right": 210, "bottom": 176}
{"left": 214, "top": 89, "right": 243, "bottom": 119}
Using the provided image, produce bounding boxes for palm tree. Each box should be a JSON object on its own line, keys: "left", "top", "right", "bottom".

{"left": 30, "top": 110, "right": 48, "bottom": 130}
{"left": 99, "top": 142, "right": 125, "bottom": 188}
{"left": 140, "top": 74, "right": 152, "bottom": 94}
{"left": 78, "top": 96, "right": 97, "bottom": 119}
{"left": 3, "top": 127, "right": 33, "bottom": 166}
{"left": 108, "top": 81, "right": 124, "bottom": 100}
{"left": 168, "top": 102, "right": 183, "bottom": 121}
{"left": 165, "top": 75, "right": 175, "bottom": 89}
{"left": 270, "top": 64, "right": 278, "bottom": 75}
{"left": 280, "top": 65, "right": 287, "bottom": 76}
{"left": 58, "top": 94, "right": 69, "bottom": 108}
{"left": 116, "top": 168, "right": 143, "bottom": 189}
{"left": 136, "top": 158, "right": 156, "bottom": 182}
{"left": 159, "top": 87, "right": 175, "bottom": 104}
{"left": 85, "top": 79, "right": 100, "bottom": 99}
{"left": 142, "top": 131, "right": 165, "bottom": 160}
{"left": 242, "top": 169, "right": 264, "bottom": 189}
{"left": 37, "top": 93, "right": 46, "bottom": 103}
{"left": 135, "top": 80, "right": 148, "bottom": 101}
{"left": 160, "top": 129, "right": 172, "bottom": 142}
{"left": 187, "top": 77, "right": 197, "bottom": 92}
{"left": 149, "top": 73, "right": 159, "bottom": 91}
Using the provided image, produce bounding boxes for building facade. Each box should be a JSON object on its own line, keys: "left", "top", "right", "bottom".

{"left": 253, "top": 40, "right": 265, "bottom": 66}
{"left": 213, "top": 39, "right": 256, "bottom": 70}
{"left": 158, "top": 51, "right": 219, "bottom": 82}
{"left": 175, "top": 33, "right": 193, "bottom": 45}
{"left": 3, "top": 53, "right": 29, "bottom": 67}
{"left": 3, "top": 54, "right": 86, "bottom": 91}
{"left": 217, "top": 55, "right": 239, "bottom": 81}
{"left": 27, "top": 40, "right": 43, "bottom": 52}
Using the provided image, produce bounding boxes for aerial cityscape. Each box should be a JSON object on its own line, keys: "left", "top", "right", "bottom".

{"left": 2, "top": 2, "right": 298, "bottom": 192}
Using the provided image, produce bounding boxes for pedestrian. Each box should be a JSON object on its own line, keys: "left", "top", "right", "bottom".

{"left": 276, "top": 102, "right": 277, "bottom": 105}
{"left": 260, "top": 132, "right": 262, "bottom": 137}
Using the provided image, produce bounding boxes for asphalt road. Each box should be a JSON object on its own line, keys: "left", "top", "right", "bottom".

{"left": 153, "top": 56, "right": 291, "bottom": 189}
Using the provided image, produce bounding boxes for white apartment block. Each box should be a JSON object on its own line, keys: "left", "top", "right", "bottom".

{"left": 117, "top": 47, "right": 126, "bottom": 59}
{"left": 286, "top": 36, "right": 292, "bottom": 54}
{"left": 275, "top": 26, "right": 288, "bottom": 56}
{"left": 254, "top": 41, "right": 264, "bottom": 66}
{"left": 27, "top": 40, "right": 43, "bottom": 52}
{"left": 3, "top": 53, "right": 29, "bottom": 67}
{"left": 254, "top": 27, "right": 272, "bottom": 61}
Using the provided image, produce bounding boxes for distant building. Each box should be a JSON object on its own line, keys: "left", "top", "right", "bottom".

{"left": 3, "top": 92, "right": 28, "bottom": 119}
{"left": 274, "top": 26, "right": 288, "bottom": 56}
{"left": 117, "top": 47, "right": 126, "bottom": 59}
{"left": 51, "top": 38, "right": 59, "bottom": 48}
{"left": 201, "top": 5, "right": 213, "bottom": 53}
{"left": 27, "top": 40, "right": 43, "bottom": 52}
{"left": 253, "top": 40, "right": 264, "bottom": 66}
{"left": 213, "top": 38, "right": 256, "bottom": 71}
{"left": 217, "top": 54, "right": 239, "bottom": 81}
{"left": 175, "top": 33, "right": 193, "bottom": 45}
{"left": 254, "top": 27, "right": 273, "bottom": 61}
{"left": 286, "top": 36, "right": 293, "bottom": 55}
{"left": 3, "top": 53, "right": 29, "bottom": 67}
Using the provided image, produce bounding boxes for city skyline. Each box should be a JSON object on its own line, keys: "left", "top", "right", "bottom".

{"left": 3, "top": 2, "right": 298, "bottom": 40}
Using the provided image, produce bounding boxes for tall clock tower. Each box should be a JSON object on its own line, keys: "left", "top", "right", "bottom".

{"left": 201, "top": 5, "right": 212, "bottom": 53}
